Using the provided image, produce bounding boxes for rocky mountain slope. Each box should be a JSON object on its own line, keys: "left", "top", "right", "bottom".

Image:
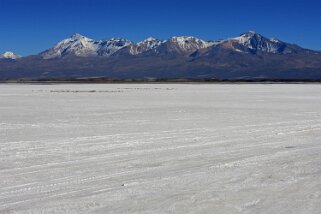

{"left": 1, "top": 32, "right": 320, "bottom": 81}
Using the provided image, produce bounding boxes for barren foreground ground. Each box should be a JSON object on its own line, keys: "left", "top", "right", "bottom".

{"left": 1, "top": 84, "right": 321, "bottom": 213}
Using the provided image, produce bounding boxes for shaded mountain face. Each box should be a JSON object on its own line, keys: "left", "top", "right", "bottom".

{"left": 1, "top": 31, "right": 321, "bottom": 80}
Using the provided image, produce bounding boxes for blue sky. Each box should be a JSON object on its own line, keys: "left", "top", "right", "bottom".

{"left": 0, "top": 0, "right": 320, "bottom": 56}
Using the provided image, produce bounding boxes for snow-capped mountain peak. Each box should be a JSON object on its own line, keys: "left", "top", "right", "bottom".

{"left": 138, "top": 37, "right": 163, "bottom": 44}
{"left": 37, "top": 31, "right": 304, "bottom": 59}
{"left": 233, "top": 31, "right": 263, "bottom": 44}
{"left": 145, "top": 37, "right": 158, "bottom": 42}
{"left": 166, "top": 36, "right": 214, "bottom": 54}
{"left": 62, "top": 34, "right": 94, "bottom": 45}
{"left": 247, "top": 30, "right": 257, "bottom": 34}
{"left": 132, "top": 37, "right": 165, "bottom": 54}
{"left": 0, "top": 51, "right": 20, "bottom": 59}
{"left": 71, "top": 33, "right": 87, "bottom": 40}
{"left": 40, "top": 34, "right": 134, "bottom": 59}
{"left": 40, "top": 34, "right": 98, "bottom": 59}
{"left": 169, "top": 36, "right": 211, "bottom": 47}
{"left": 231, "top": 31, "right": 287, "bottom": 53}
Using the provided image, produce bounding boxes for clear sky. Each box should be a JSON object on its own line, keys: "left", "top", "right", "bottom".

{"left": 0, "top": 0, "right": 320, "bottom": 56}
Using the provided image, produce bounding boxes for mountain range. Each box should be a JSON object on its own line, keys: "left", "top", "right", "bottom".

{"left": 1, "top": 31, "right": 321, "bottom": 81}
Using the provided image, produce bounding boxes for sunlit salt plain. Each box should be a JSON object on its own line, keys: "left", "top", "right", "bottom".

{"left": 1, "top": 83, "right": 321, "bottom": 214}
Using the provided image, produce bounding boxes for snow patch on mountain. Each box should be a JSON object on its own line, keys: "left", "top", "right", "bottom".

{"left": 97, "top": 38, "right": 133, "bottom": 56}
